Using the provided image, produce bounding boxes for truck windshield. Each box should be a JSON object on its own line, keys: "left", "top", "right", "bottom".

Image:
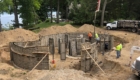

{"left": 112, "top": 22, "right": 116, "bottom": 24}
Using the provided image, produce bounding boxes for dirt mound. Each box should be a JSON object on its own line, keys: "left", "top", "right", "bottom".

{"left": 77, "top": 24, "right": 103, "bottom": 33}
{"left": 38, "top": 24, "right": 77, "bottom": 36}
{"left": 78, "top": 24, "right": 95, "bottom": 32}
{"left": 112, "top": 35, "right": 129, "bottom": 47}
{"left": 64, "top": 24, "right": 77, "bottom": 32}
{"left": 0, "top": 28, "right": 39, "bottom": 46}
{"left": 0, "top": 50, "right": 10, "bottom": 63}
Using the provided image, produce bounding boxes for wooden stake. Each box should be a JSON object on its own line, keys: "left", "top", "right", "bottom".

{"left": 82, "top": 45, "right": 106, "bottom": 74}
{"left": 24, "top": 42, "right": 28, "bottom": 48}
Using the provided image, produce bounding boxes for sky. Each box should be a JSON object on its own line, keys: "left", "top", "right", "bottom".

{"left": 0, "top": 12, "right": 56, "bottom": 28}
{"left": 1, "top": 13, "right": 22, "bottom": 28}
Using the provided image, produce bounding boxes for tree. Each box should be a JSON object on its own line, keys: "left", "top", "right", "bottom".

{"left": 56, "top": 0, "right": 59, "bottom": 23}
{"left": 13, "top": 0, "right": 19, "bottom": 28}
{"left": 36, "top": 0, "right": 48, "bottom": 22}
{"left": 18, "top": 0, "right": 41, "bottom": 28}
{"left": 68, "top": 0, "right": 96, "bottom": 24}
{"left": 100, "top": 0, "right": 107, "bottom": 27}
{"left": 0, "top": 0, "right": 12, "bottom": 13}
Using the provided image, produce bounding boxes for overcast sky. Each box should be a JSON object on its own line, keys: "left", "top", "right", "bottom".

{"left": 1, "top": 13, "right": 22, "bottom": 28}
{"left": 0, "top": 12, "right": 56, "bottom": 28}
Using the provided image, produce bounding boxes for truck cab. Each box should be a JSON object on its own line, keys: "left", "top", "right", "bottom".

{"left": 132, "top": 56, "right": 140, "bottom": 77}
{"left": 106, "top": 21, "right": 118, "bottom": 30}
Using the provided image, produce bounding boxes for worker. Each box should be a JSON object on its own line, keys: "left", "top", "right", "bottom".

{"left": 88, "top": 31, "right": 92, "bottom": 42}
{"left": 119, "top": 42, "right": 123, "bottom": 57}
{"left": 116, "top": 42, "right": 121, "bottom": 59}
{"left": 95, "top": 32, "right": 100, "bottom": 44}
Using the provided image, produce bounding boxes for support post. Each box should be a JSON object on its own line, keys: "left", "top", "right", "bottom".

{"left": 94, "top": 11, "right": 97, "bottom": 37}
{"left": 82, "top": 45, "right": 106, "bottom": 74}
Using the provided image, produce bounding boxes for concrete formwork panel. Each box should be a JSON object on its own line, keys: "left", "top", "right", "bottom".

{"left": 81, "top": 50, "right": 87, "bottom": 60}
{"left": 110, "top": 36, "right": 114, "bottom": 50}
{"left": 34, "top": 53, "right": 49, "bottom": 70}
{"left": 49, "top": 38, "right": 55, "bottom": 54}
{"left": 60, "top": 43, "right": 66, "bottom": 60}
{"left": 65, "top": 34, "right": 69, "bottom": 49}
{"left": 40, "top": 36, "right": 47, "bottom": 46}
{"left": 53, "top": 34, "right": 58, "bottom": 47}
{"left": 76, "top": 38, "right": 82, "bottom": 55}
{"left": 90, "top": 43, "right": 96, "bottom": 53}
{"left": 83, "top": 33, "right": 88, "bottom": 39}
{"left": 35, "top": 46, "right": 48, "bottom": 53}
{"left": 70, "top": 40, "right": 77, "bottom": 57}
{"left": 81, "top": 58, "right": 91, "bottom": 72}
{"left": 41, "top": 37, "right": 46, "bottom": 46}
{"left": 69, "top": 41, "right": 72, "bottom": 56}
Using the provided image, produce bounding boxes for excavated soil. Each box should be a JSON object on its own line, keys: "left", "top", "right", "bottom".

{"left": 38, "top": 24, "right": 77, "bottom": 36}
{"left": 77, "top": 24, "right": 104, "bottom": 33}
{"left": 0, "top": 28, "right": 39, "bottom": 47}
{"left": 0, "top": 24, "right": 140, "bottom": 80}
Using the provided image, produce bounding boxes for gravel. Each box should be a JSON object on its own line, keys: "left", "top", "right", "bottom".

{"left": 33, "top": 69, "right": 97, "bottom": 80}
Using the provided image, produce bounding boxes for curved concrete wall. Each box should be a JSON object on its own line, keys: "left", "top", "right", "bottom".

{"left": 10, "top": 42, "right": 49, "bottom": 70}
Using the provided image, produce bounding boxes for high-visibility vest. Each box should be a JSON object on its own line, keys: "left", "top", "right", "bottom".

{"left": 88, "top": 32, "right": 92, "bottom": 37}
{"left": 120, "top": 44, "right": 122, "bottom": 49}
{"left": 95, "top": 33, "right": 99, "bottom": 38}
{"left": 116, "top": 44, "right": 121, "bottom": 51}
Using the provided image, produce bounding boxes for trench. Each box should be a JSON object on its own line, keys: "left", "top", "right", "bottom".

{"left": 71, "top": 53, "right": 140, "bottom": 80}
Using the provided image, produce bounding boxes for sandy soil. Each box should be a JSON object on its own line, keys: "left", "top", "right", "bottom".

{"left": 0, "top": 24, "right": 140, "bottom": 80}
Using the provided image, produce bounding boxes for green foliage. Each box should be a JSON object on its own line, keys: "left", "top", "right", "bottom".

{"left": 23, "top": 23, "right": 36, "bottom": 29}
{"left": 105, "top": 0, "right": 140, "bottom": 21}
{"left": 0, "top": 0, "right": 13, "bottom": 13}
{"left": 36, "top": 0, "right": 50, "bottom": 21}
{"left": 45, "top": 19, "right": 50, "bottom": 23}
{"left": 37, "top": 19, "right": 42, "bottom": 24}
{"left": 18, "top": 0, "right": 41, "bottom": 27}
{"left": 68, "top": 0, "right": 96, "bottom": 24}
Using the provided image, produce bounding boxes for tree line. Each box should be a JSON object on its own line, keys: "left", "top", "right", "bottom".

{"left": 0, "top": 0, "right": 140, "bottom": 29}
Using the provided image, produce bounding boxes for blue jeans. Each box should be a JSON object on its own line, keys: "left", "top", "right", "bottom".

{"left": 120, "top": 49, "right": 121, "bottom": 56}
{"left": 116, "top": 50, "right": 120, "bottom": 58}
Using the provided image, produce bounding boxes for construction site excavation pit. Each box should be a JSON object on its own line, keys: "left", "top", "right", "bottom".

{"left": 9, "top": 32, "right": 115, "bottom": 72}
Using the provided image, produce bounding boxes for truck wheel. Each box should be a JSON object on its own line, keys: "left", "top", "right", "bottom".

{"left": 137, "top": 30, "right": 140, "bottom": 35}
{"left": 132, "top": 28, "right": 137, "bottom": 33}
{"left": 107, "top": 26, "right": 111, "bottom": 30}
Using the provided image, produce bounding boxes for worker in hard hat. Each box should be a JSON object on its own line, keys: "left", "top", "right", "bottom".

{"left": 88, "top": 31, "right": 92, "bottom": 42}
{"left": 116, "top": 42, "right": 121, "bottom": 59}
{"left": 95, "top": 32, "right": 100, "bottom": 44}
{"left": 119, "top": 42, "right": 123, "bottom": 57}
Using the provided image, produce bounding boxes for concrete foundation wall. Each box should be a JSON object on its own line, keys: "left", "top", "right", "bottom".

{"left": 10, "top": 32, "right": 113, "bottom": 70}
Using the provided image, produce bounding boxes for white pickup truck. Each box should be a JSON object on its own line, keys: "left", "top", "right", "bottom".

{"left": 106, "top": 20, "right": 140, "bottom": 33}
{"left": 132, "top": 56, "right": 140, "bottom": 77}
{"left": 106, "top": 21, "right": 118, "bottom": 30}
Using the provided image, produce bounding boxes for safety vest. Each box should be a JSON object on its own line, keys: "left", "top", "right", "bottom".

{"left": 88, "top": 32, "right": 92, "bottom": 37}
{"left": 120, "top": 44, "right": 122, "bottom": 49}
{"left": 116, "top": 44, "right": 121, "bottom": 51}
{"left": 95, "top": 33, "right": 99, "bottom": 38}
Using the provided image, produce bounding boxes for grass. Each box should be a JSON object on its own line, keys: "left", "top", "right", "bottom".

{"left": 32, "top": 22, "right": 67, "bottom": 33}
{"left": 36, "top": 22, "right": 70, "bottom": 28}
